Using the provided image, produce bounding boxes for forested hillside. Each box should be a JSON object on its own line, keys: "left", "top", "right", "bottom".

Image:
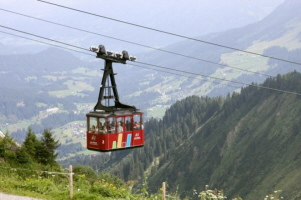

{"left": 0, "top": 129, "right": 166, "bottom": 200}
{"left": 146, "top": 71, "right": 301, "bottom": 199}
{"left": 71, "top": 71, "right": 301, "bottom": 199}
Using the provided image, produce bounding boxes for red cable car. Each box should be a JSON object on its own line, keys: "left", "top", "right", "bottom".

{"left": 86, "top": 45, "right": 144, "bottom": 152}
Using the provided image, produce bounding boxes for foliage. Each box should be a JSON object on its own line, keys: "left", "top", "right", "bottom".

{"left": 16, "top": 147, "right": 31, "bottom": 164}
{"left": 0, "top": 134, "right": 161, "bottom": 200}
{"left": 264, "top": 190, "right": 284, "bottom": 200}
{"left": 90, "top": 180, "right": 129, "bottom": 198}
{"left": 73, "top": 165, "right": 96, "bottom": 178}
{"left": 19, "top": 128, "right": 60, "bottom": 166}
{"left": 0, "top": 131, "right": 20, "bottom": 164}
{"left": 0, "top": 131, "right": 17, "bottom": 159}
{"left": 15, "top": 178, "right": 57, "bottom": 194}
{"left": 38, "top": 129, "right": 60, "bottom": 165}
{"left": 195, "top": 185, "right": 226, "bottom": 200}
{"left": 0, "top": 161, "right": 165, "bottom": 200}
{"left": 82, "top": 72, "right": 301, "bottom": 199}
{"left": 22, "top": 128, "right": 40, "bottom": 161}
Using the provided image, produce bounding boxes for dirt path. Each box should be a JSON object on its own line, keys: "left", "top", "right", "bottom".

{"left": 0, "top": 193, "right": 43, "bottom": 200}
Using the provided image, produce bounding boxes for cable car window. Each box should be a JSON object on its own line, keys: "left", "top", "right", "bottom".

{"left": 106, "top": 117, "right": 116, "bottom": 133}
{"left": 125, "top": 116, "right": 132, "bottom": 131}
{"left": 133, "top": 114, "right": 141, "bottom": 130}
{"left": 116, "top": 117, "right": 124, "bottom": 133}
{"left": 98, "top": 118, "right": 106, "bottom": 134}
{"left": 89, "top": 117, "right": 98, "bottom": 133}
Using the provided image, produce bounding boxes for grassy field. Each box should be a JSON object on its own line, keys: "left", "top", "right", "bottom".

{"left": 147, "top": 106, "right": 167, "bottom": 119}
{"left": 24, "top": 76, "right": 37, "bottom": 82}
{"left": 6, "top": 121, "right": 33, "bottom": 134}
{"left": 75, "top": 103, "right": 94, "bottom": 112}
{"left": 35, "top": 102, "right": 48, "bottom": 108}
{"left": 49, "top": 79, "right": 94, "bottom": 98}
{"left": 53, "top": 120, "right": 86, "bottom": 146}
{"left": 217, "top": 53, "right": 269, "bottom": 79}
{"left": 71, "top": 67, "right": 100, "bottom": 77}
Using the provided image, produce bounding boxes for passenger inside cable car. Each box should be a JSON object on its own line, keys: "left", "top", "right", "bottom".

{"left": 86, "top": 112, "right": 144, "bottom": 152}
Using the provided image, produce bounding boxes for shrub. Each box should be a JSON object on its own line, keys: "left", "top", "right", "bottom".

{"left": 14, "top": 178, "right": 57, "bottom": 194}
{"left": 90, "top": 180, "right": 130, "bottom": 198}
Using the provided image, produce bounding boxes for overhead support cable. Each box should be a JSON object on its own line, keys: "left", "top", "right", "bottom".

{"left": 1, "top": 25, "right": 300, "bottom": 96}
{"left": 134, "top": 61, "right": 301, "bottom": 97}
{"left": 0, "top": 25, "right": 89, "bottom": 52}
{"left": 0, "top": 30, "right": 239, "bottom": 90}
{"left": 128, "top": 63, "right": 241, "bottom": 89}
{"left": 0, "top": 8, "right": 271, "bottom": 77}
{"left": 36, "top": 0, "right": 301, "bottom": 67}
{"left": 0, "top": 30, "right": 94, "bottom": 56}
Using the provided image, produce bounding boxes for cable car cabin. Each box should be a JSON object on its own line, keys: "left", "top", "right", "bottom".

{"left": 87, "top": 44, "right": 144, "bottom": 152}
{"left": 86, "top": 111, "right": 144, "bottom": 152}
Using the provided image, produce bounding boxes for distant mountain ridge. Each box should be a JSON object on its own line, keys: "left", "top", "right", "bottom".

{"left": 130, "top": 0, "right": 301, "bottom": 106}
{"left": 0, "top": 47, "right": 87, "bottom": 75}
{"left": 0, "top": 0, "right": 284, "bottom": 54}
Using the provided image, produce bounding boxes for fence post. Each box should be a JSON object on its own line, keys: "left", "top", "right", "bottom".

{"left": 69, "top": 165, "right": 73, "bottom": 200}
{"left": 162, "top": 182, "right": 166, "bottom": 200}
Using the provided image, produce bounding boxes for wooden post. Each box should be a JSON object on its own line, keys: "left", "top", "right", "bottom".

{"left": 69, "top": 165, "right": 73, "bottom": 200}
{"left": 162, "top": 182, "right": 166, "bottom": 200}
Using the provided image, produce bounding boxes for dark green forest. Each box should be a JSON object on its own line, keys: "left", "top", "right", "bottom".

{"left": 63, "top": 71, "right": 301, "bottom": 200}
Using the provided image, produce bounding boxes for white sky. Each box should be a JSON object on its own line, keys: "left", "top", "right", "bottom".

{"left": 0, "top": 0, "right": 285, "bottom": 55}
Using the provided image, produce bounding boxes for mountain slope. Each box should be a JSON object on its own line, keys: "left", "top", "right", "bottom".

{"left": 91, "top": 71, "right": 301, "bottom": 200}
{"left": 147, "top": 71, "right": 301, "bottom": 199}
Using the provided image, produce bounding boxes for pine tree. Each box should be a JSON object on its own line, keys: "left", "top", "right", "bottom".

{"left": 0, "top": 131, "right": 17, "bottom": 160}
{"left": 16, "top": 147, "right": 31, "bottom": 164}
{"left": 22, "top": 128, "right": 40, "bottom": 159}
{"left": 38, "top": 129, "right": 60, "bottom": 165}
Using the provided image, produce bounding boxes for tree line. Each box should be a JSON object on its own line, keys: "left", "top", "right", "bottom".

{"left": 0, "top": 128, "right": 60, "bottom": 167}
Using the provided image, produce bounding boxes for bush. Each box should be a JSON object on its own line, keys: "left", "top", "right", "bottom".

{"left": 90, "top": 181, "right": 130, "bottom": 198}
{"left": 14, "top": 178, "right": 57, "bottom": 194}
{"left": 73, "top": 165, "right": 96, "bottom": 178}
{"left": 73, "top": 192, "right": 106, "bottom": 200}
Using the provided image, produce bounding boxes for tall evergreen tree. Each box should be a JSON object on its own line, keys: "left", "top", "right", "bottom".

{"left": 0, "top": 131, "right": 17, "bottom": 160}
{"left": 38, "top": 129, "right": 60, "bottom": 165}
{"left": 22, "top": 128, "right": 40, "bottom": 161}
{"left": 16, "top": 147, "right": 31, "bottom": 164}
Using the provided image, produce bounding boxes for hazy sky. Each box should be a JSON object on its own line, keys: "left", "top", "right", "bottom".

{"left": 0, "top": 0, "right": 285, "bottom": 55}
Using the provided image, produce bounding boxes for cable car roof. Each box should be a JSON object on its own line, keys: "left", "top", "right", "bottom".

{"left": 86, "top": 110, "right": 143, "bottom": 118}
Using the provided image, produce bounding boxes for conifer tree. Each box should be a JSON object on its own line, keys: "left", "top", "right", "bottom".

{"left": 16, "top": 147, "right": 31, "bottom": 164}
{"left": 38, "top": 129, "right": 60, "bottom": 165}
{"left": 22, "top": 128, "right": 40, "bottom": 161}
{"left": 0, "top": 131, "right": 16, "bottom": 159}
